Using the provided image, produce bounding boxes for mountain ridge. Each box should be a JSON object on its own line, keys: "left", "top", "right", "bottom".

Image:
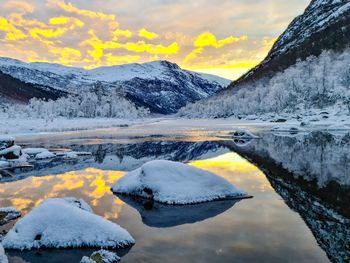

{"left": 0, "top": 58, "right": 230, "bottom": 114}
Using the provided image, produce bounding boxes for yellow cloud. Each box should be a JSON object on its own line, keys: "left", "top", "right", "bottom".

{"left": 139, "top": 28, "right": 159, "bottom": 40}
{"left": 112, "top": 29, "right": 133, "bottom": 39}
{"left": 49, "top": 16, "right": 84, "bottom": 29}
{"left": 0, "top": 16, "right": 26, "bottom": 41}
{"left": 29, "top": 28, "right": 67, "bottom": 39}
{"left": 50, "top": 0, "right": 118, "bottom": 28}
{"left": 194, "top": 32, "right": 247, "bottom": 48}
{"left": 185, "top": 32, "right": 248, "bottom": 63}
{"left": 82, "top": 30, "right": 179, "bottom": 62}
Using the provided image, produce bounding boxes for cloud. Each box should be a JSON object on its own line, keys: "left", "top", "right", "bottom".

{"left": 48, "top": 0, "right": 118, "bottom": 28}
{"left": 185, "top": 32, "right": 248, "bottom": 63}
{"left": 138, "top": 28, "right": 159, "bottom": 40}
{"left": 0, "top": 17, "right": 27, "bottom": 41}
{"left": 3, "top": 1, "right": 34, "bottom": 14}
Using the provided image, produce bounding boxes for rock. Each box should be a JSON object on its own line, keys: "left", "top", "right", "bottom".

{"left": 2, "top": 197, "right": 134, "bottom": 250}
{"left": 0, "top": 136, "right": 15, "bottom": 151}
{"left": 0, "top": 145, "right": 22, "bottom": 160}
{"left": 81, "top": 250, "right": 120, "bottom": 263}
{"left": 0, "top": 207, "right": 21, "bottom": 226}
{"left": 112, "top": 160, "right": 248, "bottom": 205}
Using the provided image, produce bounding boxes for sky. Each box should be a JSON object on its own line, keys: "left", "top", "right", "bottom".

{"left": 0, "top": 0, "right": 309, "bottom": 80}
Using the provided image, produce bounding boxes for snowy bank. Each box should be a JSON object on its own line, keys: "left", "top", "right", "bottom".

{"left": 0, "top": 207, "right": 21, "bottom": 226}
{"left": 112, "top": 160, "right": 248, "bottom": 205}
{"left": 2, "top": 198, "right": 134, "bottom": 250}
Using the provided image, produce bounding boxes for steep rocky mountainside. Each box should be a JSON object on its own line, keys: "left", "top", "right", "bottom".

{"left": 0, "top": 71, "right": 66, "bottom": 103}
{"left": 230, "top": 0, "right": 350, "bottom": 87}
{"left": 0, "top": 58, "right": 229, "bottom": 114}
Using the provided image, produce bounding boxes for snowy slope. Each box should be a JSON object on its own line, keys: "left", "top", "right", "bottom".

{"left": 0, "top": 58, "right": 230, "bottom": 113}
{"left": 232, "top": 0, "right": 350, "bottom": 84}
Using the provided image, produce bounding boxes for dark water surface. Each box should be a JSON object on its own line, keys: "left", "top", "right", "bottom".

{"left": 0, "top": 128, "right": 349, "bottom": 263}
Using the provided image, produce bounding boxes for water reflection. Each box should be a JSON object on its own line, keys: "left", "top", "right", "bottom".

{"left": 1, "top": 130, "right": 349, "bottom": 262}
{"left": 118, "top": 195, "right": 240, "bottom": 228}
{"left": 222, "top": 131, "right": 350, "bottom": 263}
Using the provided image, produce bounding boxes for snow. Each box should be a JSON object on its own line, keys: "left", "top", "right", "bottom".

{"left": 0, "top": 145, "right": 22, "bottom": 156}
{"left": 2, "top": 197, "right": 134, "bottom": 250}
{"left": 112, "top": 160, "right": 248, "bottom": 205}
{"left": 35, "top": 151, "right": 56, "bottom": 160}
{"left": 22, "top": 148, "right": 49, "bottom": 156}
{"left": 0, "top": 243, "right": 8, "bottom": 263}
{"left": 0, "top": 136, "right": 15, "bottom": 142}
{"left": 0, "top": 117, "right": 140, "bottom": 135}
{"left": 80, "top": 250, "right": 120, "bottom": 263}
{"left": 0, "top": 207, "right": 21, "bottom": 225}
{"left": 64, "top": 152, "right": 79, "bottom": 159}
{"left": 0, "top": 161, "right": 9, "bottom": 168}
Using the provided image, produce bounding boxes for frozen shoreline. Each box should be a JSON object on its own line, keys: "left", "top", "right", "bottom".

{"left": 0, "top": 116, "right": 349, "bottom": 138}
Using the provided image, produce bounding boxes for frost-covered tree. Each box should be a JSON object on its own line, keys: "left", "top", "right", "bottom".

{"left": 179, "top": 49, "right": 350, "bottom": 118}
{"left": 2, "top": 90, "right": 149, "bottom": 120}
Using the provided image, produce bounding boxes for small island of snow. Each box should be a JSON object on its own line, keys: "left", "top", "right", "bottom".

{"left": 2, "top": 198, "right": 134, "bottom": 250}
{"left": 112, "top": 160, "right": 248, "bottom": 205}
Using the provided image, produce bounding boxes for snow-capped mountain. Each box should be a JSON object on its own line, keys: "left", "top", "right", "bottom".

{"left": 233, "top": 0, "right": 350, "bottom": 85}
{"left": 0, "top": 58, "right": 230, "bottom": 114}
{"left": 180, "top": 0, "right": 350, "bottom": 119}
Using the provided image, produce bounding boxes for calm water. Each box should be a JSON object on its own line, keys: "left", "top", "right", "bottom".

{"left": 0, "top": 128, "right": 349, "bottom": 263}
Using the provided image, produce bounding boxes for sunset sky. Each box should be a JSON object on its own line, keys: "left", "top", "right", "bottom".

{"left": 0, "top": 0, "right": 309, "bottom": 80}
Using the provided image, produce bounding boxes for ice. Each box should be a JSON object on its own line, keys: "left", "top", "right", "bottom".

{"left": 2, "top": 198, "right": 134, "bottom": 250}
{"left": 35, "top": 151, "right": 56, "bottom": 160}
{"left": 112, "top": 160, "right": 248, "bottom": 205}
{"left": 80, "top": 249, "right": 120, "bottom": 263}
{"left": 0, "top": 243, "right": 8, "bottom": 263}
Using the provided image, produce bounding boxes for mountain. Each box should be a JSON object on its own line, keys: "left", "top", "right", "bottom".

{"left": 180, "top": 0, "right": 350, "bottom": 119}
{"left": 232, "top": 0, "right": 350, "bottom": 86}
{"left": 0, "top": 71, "right": 66, "bottom": 104}
{"left": 0, "top": 58, "right": 230, "bottom": 114}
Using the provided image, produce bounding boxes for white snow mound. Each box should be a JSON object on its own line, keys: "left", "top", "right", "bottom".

{"left": 35, "top": 151, "right": 56, "bottom": 160}
{"left": 22, "top": 148, "right": 49, "bottom": 156}
{"left": 112, "top": 160, "right": 248, "bottom": 205}
{"left": 2, "top": 198, "right": 134, "bottom": 250}
{"left": 0, "top": 243, "right": 8, "bottom": 263}
{"left": 232, "top": 129, "right": 259, "bottom": 139}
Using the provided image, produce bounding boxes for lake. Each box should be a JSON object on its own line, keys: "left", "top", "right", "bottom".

{"left": 0, "top": 125, "right": 349, "bottom": 263}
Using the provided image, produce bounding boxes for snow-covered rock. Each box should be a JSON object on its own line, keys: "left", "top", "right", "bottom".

{"left": 2, "top": 198, "right": 134, "bottom": 250}
{"left": 0, "top": 136, "right": 15, "bottom": 151}
{"left": 0, "top": 161, "right": 9, "bottom": 168}
{"left": 35, "top": 151, "right": 56, "bottom": 160}
{"left": 0, "top": 207, "right": 21, "bottom": 226}
{"left": 22, "top": 148, "right": 49, "bottom": 156}
{"left": 0, "top": 145, "right": 22, "bottom": 159}
{"left": 0, "top": 243, "right": 8, "bottom": 263}
{"left": 112, "top": 160, "right": 248, "bottom": 205}
{"left": 80, "top": 249, "right": 120, "bottom": 263}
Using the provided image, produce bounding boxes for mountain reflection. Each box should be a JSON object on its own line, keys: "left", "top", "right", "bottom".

{"left": 222, "top": 131, "right": 350, "bottom": 263}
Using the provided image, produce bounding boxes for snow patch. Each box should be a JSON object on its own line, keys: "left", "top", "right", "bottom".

{"left": 0, "top": 243, "right": 8, "bottom": 263}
